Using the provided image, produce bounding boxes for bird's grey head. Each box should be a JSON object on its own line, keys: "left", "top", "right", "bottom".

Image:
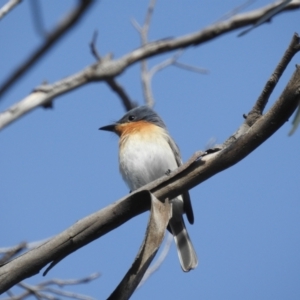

{"left": 99, "top": 106, "right": 166, "bottom": 132}
{"left": 118, "top": 106, "right": 166, "bottom": 128}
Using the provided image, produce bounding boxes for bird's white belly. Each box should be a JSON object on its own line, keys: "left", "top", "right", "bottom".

{"left": 119, "top": 136, "right": 178, "bottom": 191}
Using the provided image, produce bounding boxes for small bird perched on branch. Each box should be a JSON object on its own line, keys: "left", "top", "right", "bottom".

{"left": 99, "top": 105, "right": 198, "bottom": 271}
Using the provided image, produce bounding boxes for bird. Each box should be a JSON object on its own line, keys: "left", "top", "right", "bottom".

{"left": 99, "top": 105, "right": 198, "bottom": 272}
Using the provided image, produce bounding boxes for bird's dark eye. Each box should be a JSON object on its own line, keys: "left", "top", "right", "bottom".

{"left": 128, "top": 115, "right": 135, "bottom": 121}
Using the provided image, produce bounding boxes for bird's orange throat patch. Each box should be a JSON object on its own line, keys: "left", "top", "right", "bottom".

{"left": 115, "top": 121, "right": 155, "bottom": 136}
{"left": 116, "top": 121, "right": 165, "bottom": 147}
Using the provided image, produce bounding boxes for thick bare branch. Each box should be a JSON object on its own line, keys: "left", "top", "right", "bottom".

{"left": 1, "top": 1, "right": 300, "bottom": 130}
{"left": 0, "top": 34, "right": 299, "bottom": 293}
{"left": 137, "top": 232, "right": 173, "bottom": 288}
{"left": 0, "top": 0, "right": 94, "bottom": 99}
{"left": 108, "top": 192, "right": 170, "bottom": 299}
{"left": 0, "top": 0, "right": 21, "bottom": 20}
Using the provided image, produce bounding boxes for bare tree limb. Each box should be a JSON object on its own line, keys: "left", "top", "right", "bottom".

{"left": 289, "top": 103, "right": 300, "bottom": 135}
{"left": 0, "top": 238, "right": 52, "bottom": 265}
{"left": 3, "top": 273, "right": 100, "bottom": 300}
{"left": 1, "top": 1, "right": 299, "bottom": 131}
{"left": 172, "top": 61, "right": 209, "bottom": 74}
{"left": 0, "top": 238, "right": 52, "bottom": 255}
{"left": 0, "top": 33, "right": 299, "bottom": 294}
{"left": 39, "top": 273, "right": 100, "bottom": 287}
{"left": 238, "top": 0, "right": 293, "bottom": 37}
{"left": 89, "top": 31, "right": 136, "bottom": 111}
{"left": 223, "top": 32, "right": 300, "bottom": 148}
{"left": 108, "top": 192, "right": 171, "bottom": 299}
{"left": 132, "top": 0, "right": 157, "bottom": 106}
{"left": 41, "top": 287, "right": 95, "bottom": 300}
{"left": 244, "top": 33, "right": 300, "bottom": 128}
{"left": 0, "top": 0, "right": 21, "bottom": 21}
{"left": 0, "top": 0, "right": 94, "bottom": 100}
{"left": 14, "top": 282, "right": 50, "bottom": 300}
{"left": 105, "top": 78, "right": 138, "bottom": 111}
{"left": 138, "top": 231, "right": 173, "bottom": 289}
{"left": 0, "top": 242, "right": 27, "bottom": 265}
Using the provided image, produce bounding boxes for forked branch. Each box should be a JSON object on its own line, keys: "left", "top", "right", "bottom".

{"left": 0, "top": 34, "right": 299, "bottom": 296}
{"left": 1, "top": 1, "right": 299, "bottom": 131}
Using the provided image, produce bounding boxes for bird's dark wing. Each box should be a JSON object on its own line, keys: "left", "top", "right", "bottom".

{"left": 167, "top": 136, "right": 194, "bottom": 224}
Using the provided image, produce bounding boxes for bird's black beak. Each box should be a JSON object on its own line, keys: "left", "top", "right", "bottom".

{"left": 99, "top": 124, "right": 117, "bottom": 132}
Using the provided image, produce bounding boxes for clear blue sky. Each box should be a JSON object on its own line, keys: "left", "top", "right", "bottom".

{"left": 1, "top": 1, "right": 300, "bottom": 299}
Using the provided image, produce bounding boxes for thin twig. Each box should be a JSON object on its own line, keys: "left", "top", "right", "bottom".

{"left": 0, "top": 0, "right": 22, "bottom": 21}
{"left": 173, "top": 61, "right": 209, "bottom": 74}
{"left": 133, "top": 0, "right": 157, "bottom": 106}
{"left": 238, "top": 0, "right": 292, "bottom": 36}
{"left": 29, "top": 0, "right": 47, "bottom": 38}
{"left": 214, "top": 0, "right": 256, "bottom": 23}
{"left": 0, "top": 0, "right": 94, "bottom": 100}
{"left": 244, "top": 33, "right": 300, "bottom": 128}
{"left": 89, "top": 31, "right": 101, "bottom": 61}
{"left": 43, "top": 287, "right": 95, "bottom": 300}
{"left": 136, "top": 0, "right": 207, "bottom": 106}
{"left": 5, "top": 290, "right": 14, "bottom": 297}
{"left": 148, "top": 50, "right": 209, "bottom": 78}
{"left": 289, "top": 104, "right": 300, "bottom": 135}
{"left": 89, "top": 31, "right": 136, "bottom": 111}
{"left": 39, "top": 273, "right": 100, "bottom": 287}
{"left": 148, "top": 50, "right": 184, "bottom": 78}
{"left": 16, "top": 282, "right": 46, "bottom": 300}
{"left": 3, "top": 274, "right": 100, "bottom": 300}
{"left": 105, "top": 78, "right": 137, "bottom": 111}
{"left": 0, "top": 242, "right": 27, "bottom": 265}
{"left": 0, "top": 237, "right": 51, "bottom": 254}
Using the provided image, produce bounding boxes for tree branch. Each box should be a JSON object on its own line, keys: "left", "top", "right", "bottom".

{"left": 214, "top": 0, "right": 255, "bottom": 23}
{"left": 89, "top": 31, "right": 136, "bottom": 111}
{"left": 0, "top": 0, "right": 94, "bottom": 100}
{"left": 0, "top": 1, "right": 300, "bottom": 130}
{"left": 238, "top": 0, "right": 293, "bottom": 37}
{"left": 0, "top": 0, "right": 21, "bottom": 21}
{"left": 108, "top": 192, "right": 170, "bottom": 299}
{"left": 29, "top": 0, "right": 47, "bottom": 38}
{"left": 137, "top": 231, "right": 173, "bottom": 289}
{"left": 0, "top": 33, "right": 299, "bottom": 294}
{"left": 0, "top": 242, "right": 27, "bottom": 265}
{"left": 148, "top": 50, "right": 209, "bottom": 78}
{"left": 3, "top": 273, "right": 100, "bottom": 300}
{"left": 243, "top": 34, "right": 300, "bottom": 128}
{"left": 132, "top": 0, "right": 157, "bottom": 106}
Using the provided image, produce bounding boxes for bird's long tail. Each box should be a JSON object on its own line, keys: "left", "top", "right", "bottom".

{"left": 169, "top": 214, "right": 198, "bottom": 272}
